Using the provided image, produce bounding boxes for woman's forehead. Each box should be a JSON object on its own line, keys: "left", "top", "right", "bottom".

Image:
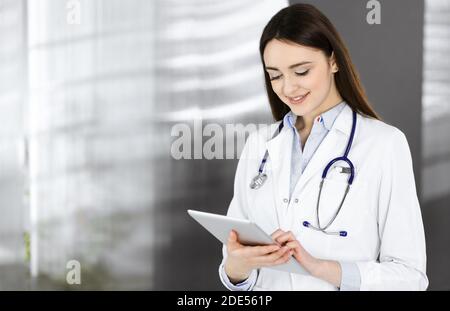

{"left": 263, "top": 40, "right": 323, "bottom": 67}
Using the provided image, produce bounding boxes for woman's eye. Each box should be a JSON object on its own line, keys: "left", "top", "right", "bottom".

{"left": 269, "top": 70, "right": 308, "bottom": 81}
{"left": 295, "top": 70, "right": 309, "bottom": 76}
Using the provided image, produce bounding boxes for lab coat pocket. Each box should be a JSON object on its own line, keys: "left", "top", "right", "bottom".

{"left": 308, "top": 177, "right": 371, "bottom": 259}
{"left": 321, "top": 177, "right": 373, "bottom": 237}
{"left": 314, "top": 177, "right": 350, "bottom": 228}
{"left": 321, "top": 177, "right": 375, "bottom": 260}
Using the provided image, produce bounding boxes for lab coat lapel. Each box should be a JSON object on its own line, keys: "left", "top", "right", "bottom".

{"left": 294, "top": 104, "right": 353, "bottom": 193}
{"left": 266, "top": 125, "right": 293, "bottom": 228}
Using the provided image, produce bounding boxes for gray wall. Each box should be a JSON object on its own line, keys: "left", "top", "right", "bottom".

{"left": 421, "top": 0, "right": 450, "bottom": 290}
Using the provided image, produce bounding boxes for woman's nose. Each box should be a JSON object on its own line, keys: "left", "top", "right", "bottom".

{"left": 282, "top": 77, "right": 300, "bottom": 97}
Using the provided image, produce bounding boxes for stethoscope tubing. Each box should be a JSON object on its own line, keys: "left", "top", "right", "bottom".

{"left": 250, "top": 109, "right": 358, "bottom": 237}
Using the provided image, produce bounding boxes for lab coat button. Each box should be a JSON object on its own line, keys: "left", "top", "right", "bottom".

{"left": 294, "top": 198, "right": 299, "bottom": 203}
{"left": 283, "top": 198, "right": 288, "bottom": 203}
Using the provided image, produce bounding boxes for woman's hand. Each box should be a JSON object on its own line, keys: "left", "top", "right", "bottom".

{"left": 271, "top": 229, "right": 320, "bottom": 274}
{"left": 224, "top": 230, "right": 293, "bottom": 284}
{"left": 272, "top": 229, "right": 342, "bottom": 287}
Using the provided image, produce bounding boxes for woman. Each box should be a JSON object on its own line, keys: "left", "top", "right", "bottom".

{"left": 218, "top": 3, "right": 428, "bottom": 291}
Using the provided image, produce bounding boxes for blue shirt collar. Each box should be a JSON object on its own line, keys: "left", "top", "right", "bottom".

{"left": 282, "top": 101, "right": 347, "bottom": 132}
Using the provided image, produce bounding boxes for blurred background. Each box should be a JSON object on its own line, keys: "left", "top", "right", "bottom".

{"left": 0, "top": 0, "right": 448, "bottom": 290}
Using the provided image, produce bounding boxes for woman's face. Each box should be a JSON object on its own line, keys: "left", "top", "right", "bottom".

{"left": 263, "top": 39, "right": 340, "bottom": 121}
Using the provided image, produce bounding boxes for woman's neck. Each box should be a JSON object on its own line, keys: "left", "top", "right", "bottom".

{"left": 295, "top": 96, "right": 343, "bottom": 133}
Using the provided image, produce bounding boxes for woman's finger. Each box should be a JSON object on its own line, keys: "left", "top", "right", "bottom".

{"left": 227, "top": 230, "right": 242, "bottom": 251}
{"left": 284, "top": 240, "right": 305, "bottom": 262}
{"left": 284, "top": 240, "right": 302, "bottom": 251}
{"left": 252, "top": 246, "right": 290, "bottom": 266}
{"left": 248, "top": 244, "right": 280, "bottom": 257}
{"left": 260, "top": 248, "right": 293, "bottom": 266}
{"left": 270, "top": 229, "right": 285, "bottom": 241}
{"left": 272, "top": 250, "right": 293, "bottom": 265}
{"left": 275, "top": 231, "right": 296, "bottom": 245}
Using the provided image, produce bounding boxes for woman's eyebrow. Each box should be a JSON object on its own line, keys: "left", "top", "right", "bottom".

{"left": 265, "top": 61, "right": 313, "bottom": 71}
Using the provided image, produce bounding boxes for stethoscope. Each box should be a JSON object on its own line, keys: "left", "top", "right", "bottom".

{"left": 249, "top": 110, "right": 357, "bottom": 237}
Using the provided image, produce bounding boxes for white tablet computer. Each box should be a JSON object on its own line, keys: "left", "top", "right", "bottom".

{"left": 187, "top": 209, "right": 308, "bottom": 275}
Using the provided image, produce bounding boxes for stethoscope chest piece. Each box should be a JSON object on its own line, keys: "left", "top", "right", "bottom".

{"left": 249, "top": 173, "right": 267, "bottom": 190}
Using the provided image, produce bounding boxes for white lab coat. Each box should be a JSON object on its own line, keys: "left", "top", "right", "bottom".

{"left": 220, "top": 104, "right": 428, "bottom": 291}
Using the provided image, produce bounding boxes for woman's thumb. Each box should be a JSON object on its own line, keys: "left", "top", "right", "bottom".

{"left": 228, "top": 230, "right": 237, "bottom": 242}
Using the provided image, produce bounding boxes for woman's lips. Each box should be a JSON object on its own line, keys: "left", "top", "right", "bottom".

{"left": 288, "top": 92, "right": 310, "bottom": 105}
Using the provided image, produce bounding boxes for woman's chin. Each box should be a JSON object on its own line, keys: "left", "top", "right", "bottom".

{"left": 289, "top": 105, "right": 312, "bottom": 117}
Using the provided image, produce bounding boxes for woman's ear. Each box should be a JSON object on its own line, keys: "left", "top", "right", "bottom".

{"left": 329, "top": 51, "right": 339, "bottom": 73}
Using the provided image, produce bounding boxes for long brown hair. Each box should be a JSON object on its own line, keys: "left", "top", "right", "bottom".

{"left": 259, "top": 3, "right": 381, "bottom": 121}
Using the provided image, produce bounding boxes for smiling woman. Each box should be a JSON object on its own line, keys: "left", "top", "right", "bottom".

{"left": 218, "top": 3, "right": 428, "bottom": 291}
{"left": 259, "top": 4, "right": 380, "bottom": 126}
{"left": 263, "top": 41, "right": 341, "bottom": 131}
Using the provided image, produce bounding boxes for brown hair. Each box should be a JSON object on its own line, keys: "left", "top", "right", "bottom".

{"left": 259, "top": 3, "right": 381, "bottom": 121}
